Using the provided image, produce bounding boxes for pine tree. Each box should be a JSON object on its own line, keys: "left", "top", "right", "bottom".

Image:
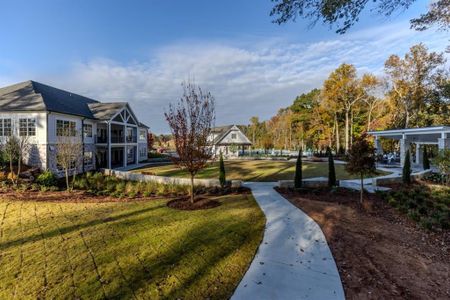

{"left": 423, "top": 146, "right": 430, "bottom": 170}
{"left": 402, "top": 150, "right": 412, "bottom": 184}
{"left": 219, "top": 152, "right": 226, "bottom": 187}
{"left": 294, "top": 148, "right": 303, "bottom": 189}
{"left": 327, "top": 147, "right": 336, "bottom": 187}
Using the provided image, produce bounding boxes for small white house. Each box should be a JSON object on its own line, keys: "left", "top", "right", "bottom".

{"left": 208, "top": 125, "right": 251, "bottom": 157}
{"left": 0, "top": 80, "right": 149, "bottom": 175}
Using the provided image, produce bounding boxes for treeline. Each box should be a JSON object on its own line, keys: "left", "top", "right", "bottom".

{"left": 240, "top": 44, "right": 450, "bottom": 153}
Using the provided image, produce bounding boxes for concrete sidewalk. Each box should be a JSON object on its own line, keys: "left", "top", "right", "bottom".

{"left": 232, "top": 182, "right": 345, "bottom": 300}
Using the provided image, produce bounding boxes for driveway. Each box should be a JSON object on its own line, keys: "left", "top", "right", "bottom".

{"left": 232, "top": 182, "right": 345, "bottom": 300}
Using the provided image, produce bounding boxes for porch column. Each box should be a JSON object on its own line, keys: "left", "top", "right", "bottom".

{"left": 123, "top": 146, "right": 127, "bottom": 168}
{"left": 400, "top": 134, "right": 410, "bottom": 167}
{"left": 374, "top": 137, "right": 383, "bottom": 155}
{"left": 438, "top": 132, "right": 448, "bottom": 150}
{"left": 107, "top": 122, "right": 111, "bottom": 169}
{"left": 135, "top": 145, "right": 138, "bottom": 165}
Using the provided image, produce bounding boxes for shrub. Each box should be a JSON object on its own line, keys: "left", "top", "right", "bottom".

{"left": 423, "top": 146, "right": 430, "bottom": 170}
{"left": 219, "top": 153, "right": 226, "bottom": 188}
{"left": 327, "top": 147, "right": 336, "bottom": 187}
{"left": 294, "top": 148, "right": 302, "bottom": 189}
{"left": 0, "top": 171, "right": 6, "bottom": 181}
{"left": 36, "top": 171, "right": 58, "bottom": 187}
{"left": 402, "top": 150, "right": 412, "bottom": 184}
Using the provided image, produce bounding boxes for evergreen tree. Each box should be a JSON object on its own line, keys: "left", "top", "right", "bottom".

{"left": 402, "top": 150, "right": 412, "bottom": 184}
{"left": 423, "top": 146, "right": 430, "bottom": 170}
{"left": 294, "top": 148, "right": 303, "bottom": 189}
{"left": 327, "top": 147, "right": 336, "bottom": 187}
{"left": 219, "top": 152, "right": 226, "bottom": 187}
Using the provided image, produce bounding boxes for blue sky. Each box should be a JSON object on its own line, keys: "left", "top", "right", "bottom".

{"left": 0, "top": 0, "right": 448, "bottom": 133}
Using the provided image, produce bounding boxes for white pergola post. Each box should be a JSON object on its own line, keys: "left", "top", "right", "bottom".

{"left": 374, "top": 137, "right": 383, "bottom": 155}
{"left": 400, "top": 134, "right": 410, "bottom": 167}
{"left": 415, "top": 143, "right": 422, "bottom": 166}
{"left": 438, "top": 132, "right": 448, "bottom": 150}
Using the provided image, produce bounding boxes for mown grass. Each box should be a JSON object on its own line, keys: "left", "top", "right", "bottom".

{"left": 0, "top": 194, "right": 265, "bottom": 299}
{"left": 136, "top": 160, "right": 389, "bottom": 182}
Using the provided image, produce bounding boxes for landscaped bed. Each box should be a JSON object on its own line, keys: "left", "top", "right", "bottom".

{"left": 277, "top": 184, "right": 450, "bottom": 299}
{"left": 0, "top": 192, "right": 265, "bottom": 299}
{"left": 135, "top": 160, "right": 389, "bottom": 182}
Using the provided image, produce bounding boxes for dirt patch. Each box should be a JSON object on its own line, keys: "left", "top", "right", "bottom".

{"left": 167, "top": 196, "right": 221, "bottom": 210}
{"left": 277, "top": 187, "right": 450, "bottom": 300}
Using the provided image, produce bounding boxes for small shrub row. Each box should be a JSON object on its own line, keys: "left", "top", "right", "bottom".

{"left": 424, "top": 172, "right": 449, "bottom": 185}
{"left": 73, "top": 172, "right": 190, "bottom": 198}
{"left": 380, "top": 185, "right": 450, "bottom": 230}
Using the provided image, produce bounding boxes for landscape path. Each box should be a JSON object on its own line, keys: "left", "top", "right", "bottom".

{"left": 232, "top": 182, "right": 345, "bottom": 300}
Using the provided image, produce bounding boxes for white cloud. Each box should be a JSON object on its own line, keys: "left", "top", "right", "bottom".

{"left": 5, "top": 22, "right": 449, "bottom": 133}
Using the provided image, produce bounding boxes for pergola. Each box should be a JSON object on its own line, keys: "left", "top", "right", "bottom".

{"left": 368, "top": 126, "right": 450, "bottom": 167}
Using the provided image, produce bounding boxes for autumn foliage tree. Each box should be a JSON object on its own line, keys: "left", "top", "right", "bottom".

{"left": 165, "top": 81, "right": 215, "bottom": 203}
{"left": 345, "top": 134, "right": 376, "bottom": 204}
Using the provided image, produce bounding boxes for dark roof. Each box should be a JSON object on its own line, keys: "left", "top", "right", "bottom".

{"left": 211, "top": 125, "right": 235, "bottom": 144}
{"left": 0, "top": 80, "right": 126, "bottom": 120}
{"left": 88, "top": 102, "right": 126, "bottom": 120}
{"left": 138, "top": 122, "right": 149, "bottom": 129}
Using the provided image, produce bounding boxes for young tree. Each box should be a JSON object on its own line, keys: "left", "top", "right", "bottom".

{"left": 402, "top": 150, "right": 412, "bottom": 184}
{"left": 56, "top": 130, "right": 83, "bottom": 191}
{"left": 327, "top": 147, "right": 336, "bottom": 187}
{"left": 345, "top": 134, "right": 376, "bottom": 204}
{"left": 165, "top": 81, "right": 215, "bottom": 203}
{"left": 294, "top": 148, "right": 303, "bottom": 189}
{"left": 147, "top": 132, "right": 154, "bottom": 152}
{"left": 4, "top": 136, "right": 20, "bottom": 185}
{"left": 219, "top": 152, "right": 226, "bottom": 188}
{"left": 17, "top": 136, "right": 31, "bottom": 182}
{"left": 423, "top": 146, "right": 430, "bottom": 170}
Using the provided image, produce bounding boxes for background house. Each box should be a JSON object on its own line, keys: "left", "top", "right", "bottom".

{"left": 208, "top": 125, "right": 251, "bottom": 157}
{"left": 0, "top": 80, "right": 149, "bottom": 175}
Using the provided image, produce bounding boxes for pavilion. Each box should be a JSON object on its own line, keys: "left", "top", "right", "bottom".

{"left": 368, "top": 126, "right": 450, "bottom": 167}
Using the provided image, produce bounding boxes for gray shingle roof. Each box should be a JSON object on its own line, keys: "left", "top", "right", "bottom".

{"left": 88, "top": 102, "right": 126, "bottom": 120}
{"left": 0, "top": 80, "right": 126, "bottom": 120}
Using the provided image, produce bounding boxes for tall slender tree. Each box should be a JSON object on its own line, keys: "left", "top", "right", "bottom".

{"left": 219, "top": 152, "right": 226, "bottom": 188}
{"left": 327, "top": 147, "right": 336, "bottom": 187}
{"left": 402, "top": 150, "right": 412, "bottom": 184}
{"left": 294, "top": 148, "right": 303, "bottom": 189}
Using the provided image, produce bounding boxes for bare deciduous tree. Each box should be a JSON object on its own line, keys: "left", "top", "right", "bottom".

{"left": 165, "top": 81, "right": 215, "bottom": 203}
{"left": 17, "top": 136, "right": 31, "bottom": 182}
{"left": 56, "top": 130, "right": 83, "bottom": 191}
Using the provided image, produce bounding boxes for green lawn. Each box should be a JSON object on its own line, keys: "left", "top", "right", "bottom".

{"left": 136, "top": 160, "right": 389, "bottom": 182}
{"left": 0, "top": 194, "right": 265, "bottom": 299}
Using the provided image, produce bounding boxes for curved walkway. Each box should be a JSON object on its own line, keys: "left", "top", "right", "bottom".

{"left": 232, "top": 182, "right": 345, "bottom": 300}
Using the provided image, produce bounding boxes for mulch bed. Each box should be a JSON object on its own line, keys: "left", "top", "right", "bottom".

{"left": 277, "top": 186, "right": 450, "bottom": 300}
{"left": 167, "top": 196, "right": 221, "bottom": 210}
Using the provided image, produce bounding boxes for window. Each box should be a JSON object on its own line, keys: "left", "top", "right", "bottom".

{"left": 139, "top": 147, "right": 146, "bottom": 157}
{"left": 19, "top": 118, "right": 36, "bottom": 136}
{"left": 84, "top": 151, "right": 93, "bottom": 166}
{"left": 231, "top": 133, "right": 237, "bottom": 139}
{"left": 0, "top": 119, "right": 12, "bottom": 136}
{"left": 56, "top": 120, "right": 76, "bottom": 136}
{"left": 83, "top": 124, "right": 93, "bottom": 138}
{"left": 139, "top": 130, "right": 146, "bottom": 140}
{"left": 57, "top": 157, "right": 77, "bottom": 171}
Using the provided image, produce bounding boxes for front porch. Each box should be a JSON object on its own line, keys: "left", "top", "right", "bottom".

{"left": 96, "top": 145, "right": 138, "bottom": 169}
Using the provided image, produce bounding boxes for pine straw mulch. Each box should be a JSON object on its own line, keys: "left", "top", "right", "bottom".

{"left": 276, "top": 186, "right": 450, "bottom": 300}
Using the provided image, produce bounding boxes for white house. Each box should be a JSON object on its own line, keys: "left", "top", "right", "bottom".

{"left": 0, "top": 80, "right": 149, "bottom": 175}
{"left": 208, "top": 125, "right": 251, "bottom": 157}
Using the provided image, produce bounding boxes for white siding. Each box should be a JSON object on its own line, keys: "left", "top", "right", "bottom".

{"left": 0, "top": 111, "right": 47, "bottom": 144}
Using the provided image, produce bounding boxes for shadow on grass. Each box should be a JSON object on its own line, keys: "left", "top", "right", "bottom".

{"left": 0, "top": 204, "right": 166, "bottom": 252}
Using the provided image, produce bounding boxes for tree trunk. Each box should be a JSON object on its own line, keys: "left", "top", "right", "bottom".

{"left": 190, "top": 173, "right": 195, "bottom": 204}
{"left": 360, "top": 173, "right": 364, "bottom": 205}
{"left": 17, "top": 155, "right": 21, "bottom": 186}
{"left": 367, "top": 105, "right": 374, "bottom": 131}
{"left": 345, "top": 109, "right": 350, "bottom": 153}
{"left": 335, "top": 113, "right": 340, "bottom": 152}
{"left": 350, "top": 110, "right": 353, "bottom": 147}
{"left": 65, "top": 169, "right": 70, "bottom": 191}
{"left": 405, "top": 109, "right": 410, "bottom": 128}
{"left": 9, "top": 159, "right": 14, "bottom": 185}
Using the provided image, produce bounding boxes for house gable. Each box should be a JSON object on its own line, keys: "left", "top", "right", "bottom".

{"left": 214, "top": 125, "right": 251, "bottom": 145}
